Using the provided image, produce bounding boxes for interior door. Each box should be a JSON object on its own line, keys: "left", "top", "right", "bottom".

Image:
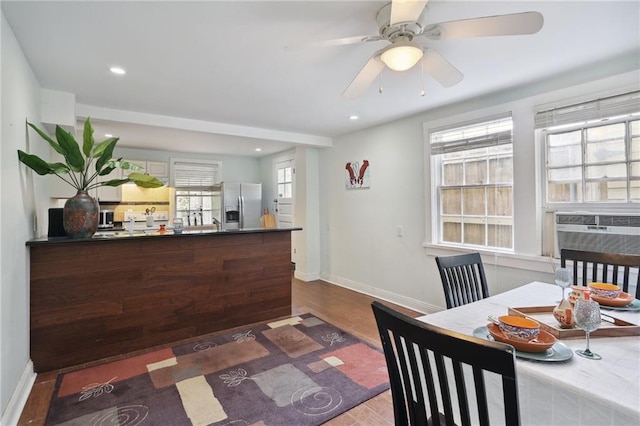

{"left": 275, "top": 159, "right": 295, "bottom": 229}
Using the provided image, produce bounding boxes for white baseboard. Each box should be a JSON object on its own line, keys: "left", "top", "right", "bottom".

{"left": 319, "top": 273, "right": 442, "bottom": 315}
{"left": 294, "top": 270, "right": 320, "bottom": 282}
{"left": 1, "top": 360, "right": 36, "bottom": 426}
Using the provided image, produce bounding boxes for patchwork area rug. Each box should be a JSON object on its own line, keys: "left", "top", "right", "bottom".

{"left": 45, "top": 314, "right": 389, "bottom": 425}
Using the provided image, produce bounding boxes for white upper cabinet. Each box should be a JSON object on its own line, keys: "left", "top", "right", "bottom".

{"left": 48, "top": 168, "right": 122, "bottom": 201}
{"left": 49, "top": 159, "right": 169, "bottom": 199}
{"left": 122, "top": 160, "right": 168, "bottom": 184}
{"left": 121, "top": 160, "right": 147, "bottom": 178}
{"left": 146, "top": 161, "right": 169, "bottom": 180}
{"left": 93, "top": 168, "right": 122, "bottom": 202}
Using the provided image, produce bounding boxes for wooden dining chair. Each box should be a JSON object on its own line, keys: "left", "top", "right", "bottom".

{"left": 435, "top": 252, "right": 490, "bottom": 309}
{"left": 371, "top": 301, "right": 520, "bottom": 426}
{"left": 560, "top": 249, "right": 640, "bottom": 299}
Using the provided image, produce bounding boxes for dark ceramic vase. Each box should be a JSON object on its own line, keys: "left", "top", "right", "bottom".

{"left": 63, "top": 190, "right": 99, "bottom": 239}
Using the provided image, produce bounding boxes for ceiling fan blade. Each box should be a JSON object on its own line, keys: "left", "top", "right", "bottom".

{"left": 422, "top": 49, "right": 463, "bottom": 87}
{"left": 342, "top": 52, "right": 385, "bottom": 100}
{"left": 390, "top": 0, "right": 429, "bottom": 25}
{"left": 285, "top": 35, "right": 383, "bottom": 50}
{"left": 424, "top": 11, "right": 544, "bottom": 39}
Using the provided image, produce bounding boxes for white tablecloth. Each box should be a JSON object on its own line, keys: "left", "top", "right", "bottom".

{"left": 416, "top": 281, "right": 640, "bottom": 425}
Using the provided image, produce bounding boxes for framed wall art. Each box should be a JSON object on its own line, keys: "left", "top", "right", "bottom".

{"left": 345, "top": 160, "right": 370, "bottom": 189}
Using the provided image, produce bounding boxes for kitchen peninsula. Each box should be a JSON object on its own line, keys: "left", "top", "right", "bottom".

{"left": 27, "top": 227, "right": 300, "bottom": 372}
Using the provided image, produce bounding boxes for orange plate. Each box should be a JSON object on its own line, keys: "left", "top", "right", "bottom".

{"left": 591, "top": 291, "right": 635, "bottom": 307}
{"left": 487, "top": 323, "right": 556, "bottom": 353}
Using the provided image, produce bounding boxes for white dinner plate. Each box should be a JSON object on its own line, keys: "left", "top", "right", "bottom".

{"left": 473, "top": 326, "right": 573, "bottom": 362}
{"left": 598, "top": 298, "right": 640, "bottom": 311}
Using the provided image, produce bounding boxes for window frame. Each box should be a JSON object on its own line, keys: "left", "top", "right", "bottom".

{"left": 423, "top": 77, "right": 639, "bottom": 274}
{"left": 170, "top": 158, "right": 223, "bottom": 228}
{"left": 541, "top": 115, "right": 639, "bottom": 209}
{"left": 429, "top": 113, "right": 515, "bottom": 252}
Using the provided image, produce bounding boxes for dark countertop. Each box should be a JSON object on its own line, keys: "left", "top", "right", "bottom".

{"left": 26, "top": 227, "right": 302, "bottom": 246}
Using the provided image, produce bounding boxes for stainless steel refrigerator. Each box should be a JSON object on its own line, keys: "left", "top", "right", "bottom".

{"left": 221, "top": 182, "right": 262, "bottom": 230}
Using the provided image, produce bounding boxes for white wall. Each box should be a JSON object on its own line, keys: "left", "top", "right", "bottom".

{"left": 319, "top": 116, "right": 438, "bottom": 312}
{"left": 1, "top": 12, "right": 46, "bottom": 422}
{"left": 293, "top": 147, "right": 321, "bottom": 281}
{"left": 319, "top": 69, "right": 640, "bottom": 314}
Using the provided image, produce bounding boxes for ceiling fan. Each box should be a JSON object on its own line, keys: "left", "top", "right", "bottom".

{"left": 289, "top": 0, "right": 544, "bottom": 99}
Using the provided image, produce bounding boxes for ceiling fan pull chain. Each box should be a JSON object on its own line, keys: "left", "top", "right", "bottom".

{"left": 378, "top": 70, "right": 384, "bottom": 94}
{"left": 420, "top": 54, "right": 426, "bottom": 97}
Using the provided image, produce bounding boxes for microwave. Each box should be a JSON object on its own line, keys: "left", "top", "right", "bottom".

{"left": 99, "top": 210, "right": 114, "bottom": 229}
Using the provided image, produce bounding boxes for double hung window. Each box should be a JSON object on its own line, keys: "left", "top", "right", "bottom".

{"left": 171, "top": 160, "right": 222, "bottom": 227}
{"left": 430, "top": 114, "right": 514, "bottom": 250}
{"left": 537, "top": 91, "right": 640, "bottom": 205}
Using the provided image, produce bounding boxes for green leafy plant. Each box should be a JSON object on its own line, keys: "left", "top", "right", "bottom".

{"left": 17, "top": 117, "right": 163, "bottom": 191}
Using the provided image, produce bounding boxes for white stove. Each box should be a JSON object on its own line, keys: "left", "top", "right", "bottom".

{"left": 124, "top": 210, "right": 170, "bottom": 231}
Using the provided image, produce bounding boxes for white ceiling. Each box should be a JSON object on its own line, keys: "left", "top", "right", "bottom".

{"left": 2, "top": 1, "right": 639, "bottom": 157}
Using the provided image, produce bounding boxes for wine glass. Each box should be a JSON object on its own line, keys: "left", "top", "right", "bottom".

{"left": 573, "top": 298, "right": 602, "bottom": 360}
{"left": 554, "top": 267, "right": 572, "bottom": 301}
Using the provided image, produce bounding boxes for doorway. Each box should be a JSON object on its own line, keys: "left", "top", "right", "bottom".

{"left": 274, "top": 156, "right": 295, "bottom": 263}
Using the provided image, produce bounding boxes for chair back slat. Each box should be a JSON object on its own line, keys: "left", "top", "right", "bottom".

{"left": 452, "top": 362, "right": 471, "bottom": 426}
{"left": 434, "top": 352, "right": 458, "bottom": 425}
{"left": 560, "top": 249, "right": 640, "bottom": 298}
{"left": 436, "top": 253, "right": 490, "bottom": 309}
{"left": 372, "top": 301, "right": 520, "bottom": 426}
{"left": 472, "top": 367, "right": 490, "bottom": 426}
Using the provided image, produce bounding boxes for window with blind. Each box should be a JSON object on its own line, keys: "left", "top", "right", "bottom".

{"left": 537, "top": 91, "right": 640, "bottom": 204}
{"left": 171, "top": 160, "right": 222, "bottom": 227}
{"left": 430, "top": 114, "right": 514, "bottom": 250}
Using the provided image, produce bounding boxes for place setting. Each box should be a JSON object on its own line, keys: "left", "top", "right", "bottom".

{"left": 473, "top": 314, "right": 574, "bottom": 362}
{"left": 587, "top": 282, "right": 640, "bottom": 311}
{"left": 474, "top": 279, "right": 640, "bottom": 363}
{"left": 550, "top": 262, "right": 640, "bottom": 311}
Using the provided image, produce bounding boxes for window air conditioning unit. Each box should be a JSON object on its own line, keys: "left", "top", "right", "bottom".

{"left": 555, "top": 212, "right": 640, "bottom": 258}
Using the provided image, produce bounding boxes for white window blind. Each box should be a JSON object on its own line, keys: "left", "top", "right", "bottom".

{"left": 430, "top": 114, "right": 513, "bottom": 155}
{"left": 172, "top": 161, "right": 220, "bottom": 188}
{"left": 535, "top": 91, "right": 640, "bottom": 129}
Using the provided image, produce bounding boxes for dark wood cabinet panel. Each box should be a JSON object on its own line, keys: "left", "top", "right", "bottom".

{"left": 29, "top": 231, "right": 293, "bottom": 372}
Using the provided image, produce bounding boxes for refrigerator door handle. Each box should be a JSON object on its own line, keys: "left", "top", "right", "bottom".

{"left": 239, "top": 196, "right": 244, "bottom": 228}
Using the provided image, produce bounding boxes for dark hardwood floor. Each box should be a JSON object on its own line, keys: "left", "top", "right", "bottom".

{"left": 18, "top": 277, "right": 421, "bottom": 425}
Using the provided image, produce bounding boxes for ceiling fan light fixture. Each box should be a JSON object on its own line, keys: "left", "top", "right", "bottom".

{"left": 381, "top": 42, "right": 423, "bottom": 71}
{"left": 109, "top": 66, "right": 126, "bottom": 75}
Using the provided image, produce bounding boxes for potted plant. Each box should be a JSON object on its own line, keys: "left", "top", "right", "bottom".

{"left": 18, "top": 117, "right": 163, "bottom": 238}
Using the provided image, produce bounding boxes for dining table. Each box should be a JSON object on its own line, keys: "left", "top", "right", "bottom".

{"left": 416, "top": 281, "right": 640, "bottom": 425}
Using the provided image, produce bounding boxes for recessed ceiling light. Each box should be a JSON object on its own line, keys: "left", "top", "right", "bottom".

{"left": 255, "top": 148, "right": 262, "bottom": 152}
{"left": 349, "top": 115, "right": 359, "bottom": 120}
{"left": 105, "top": 133, "right": 113, "bottom": 138}
{"left": 110, "top": 66, "right": 126, "bottom": 75}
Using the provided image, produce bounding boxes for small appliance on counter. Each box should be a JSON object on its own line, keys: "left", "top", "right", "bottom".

{"left": 123, "top": 210, "right": 170, "bottom": 232}
{"left": 98, "top": 209, "right": 115, "bottom": 229}
{"left": 48, "top": 208, "right": 66, "bottom": 237}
